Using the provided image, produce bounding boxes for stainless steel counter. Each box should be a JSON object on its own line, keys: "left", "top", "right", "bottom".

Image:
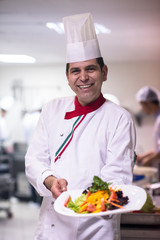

{"left": 121, "top": 213, "right": 160, "bottom": 240}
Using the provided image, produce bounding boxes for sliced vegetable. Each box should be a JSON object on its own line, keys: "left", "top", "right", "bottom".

{"left": 64, "top": 195, "right": 71, "bottom": 207}
{"left": 78, "top": 203, "right": 88, "bottom": 213}
{"left": 87, "top": 203, "right": 96, "bottom": 212}
{"left": 101, "top": 198, "right": 106, "bottom": 211}
{"left": 109, "top": 190, "right": 118, "bottom": 202}
{"left": 106, "top": 200, "right": 125, "bottom": 209}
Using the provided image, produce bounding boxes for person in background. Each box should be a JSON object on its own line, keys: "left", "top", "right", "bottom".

{"left": 0, "top": 108, "right": 9, "bottom": 150}
{"left": 0, "top": 102, "right": 13, "bottom": 154}
{"left": 136, "top": 86, "right": 160, "bottom": 168}
{"left": 25, "top": 13, "right": 136, "bottom": 240}
{"left": 23, "top": 108, "right": 41, "bottom": 145}
{"left": 23, "top": 106, "right": 42, "bottom": 206}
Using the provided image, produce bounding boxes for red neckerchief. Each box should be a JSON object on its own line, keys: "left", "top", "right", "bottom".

{"left": 64, "top": 93, "right": 106, "bottom": 119}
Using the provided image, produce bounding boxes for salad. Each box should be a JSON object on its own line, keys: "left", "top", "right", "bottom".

{"left": 64, "top": 176, "right": 129, "bottom": 214}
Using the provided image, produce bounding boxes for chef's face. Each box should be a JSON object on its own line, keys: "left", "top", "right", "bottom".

{"left": 66, "top": 59, "right": 108, "bottom": 106}
{"left": 140, "top": 102, "right": 153, "bottom": 114}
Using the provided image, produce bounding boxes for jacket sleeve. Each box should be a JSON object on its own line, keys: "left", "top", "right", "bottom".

{"left": 25, "top": 106, "right": 60, "bottom": 197}
{"left": 101, "top": 112, "right": 136, "bottom": 185}
{"left": 155, "top": 117, "right": 160, "bottom": 153}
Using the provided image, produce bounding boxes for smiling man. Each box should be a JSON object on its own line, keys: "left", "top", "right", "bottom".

{"left": 25, "top": 13, "right": 136, "bottom": 240}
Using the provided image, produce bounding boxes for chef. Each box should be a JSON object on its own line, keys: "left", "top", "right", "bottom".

{"left": 136, "top": 86, "right": 160, "bottom": 168}
{"left": 25, "top": 13, "right": 136, "bottom": 240}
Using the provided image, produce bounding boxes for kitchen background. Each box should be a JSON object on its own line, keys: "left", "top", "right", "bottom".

{"left": 0, "top": 0, "right": 160, "bottom": 239}
{"left": 1, "top": 62, "right": 160, "bottom": 152}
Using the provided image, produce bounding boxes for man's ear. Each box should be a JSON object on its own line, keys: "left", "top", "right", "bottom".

{"left": 102, "top": 65, "right": 108, "bottom": 82}
{"left": 66, "top": 72, "right": 70, "bottom": 85}
{"left": 66, "top": 72, "right": 69, "bottom": 80}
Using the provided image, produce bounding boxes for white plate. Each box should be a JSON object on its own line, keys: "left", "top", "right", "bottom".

{"left": 54, "top": 185, "right": 147, "bottom": 218}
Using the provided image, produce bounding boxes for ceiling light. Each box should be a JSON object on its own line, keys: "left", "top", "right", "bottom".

{"left": 46, "top": 22, "right": 111, "bottom": 35}
{"left": 46, "top": 22, "right": 64, "bottom": 34}
{"left": 94, "top": 23, "right": 111, "bottom": 34}
{"left": 0, "top": 54, "right": 36, "bottom": 63}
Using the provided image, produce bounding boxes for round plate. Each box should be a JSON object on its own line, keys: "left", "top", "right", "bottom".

{"left": 54, "top": 185, "right": 147, "bottom": 218}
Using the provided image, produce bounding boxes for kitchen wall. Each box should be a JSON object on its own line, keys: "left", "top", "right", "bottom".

{"left": 0, "top": 61, "right": 160, "bottom": 153}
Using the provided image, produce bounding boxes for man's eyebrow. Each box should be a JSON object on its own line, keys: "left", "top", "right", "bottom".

{"left": 85, "top": 64, "right": 98, "bottom": 69}
{"left": 70, "top": 64, "right": 98, "bottom": 72}
{"left": 70, "top": 67, "right": 80, "bottom": 72}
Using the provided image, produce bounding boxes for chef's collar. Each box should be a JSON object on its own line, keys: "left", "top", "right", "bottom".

{"left": 64, "top": 93, "right": 106, "bottom": 119}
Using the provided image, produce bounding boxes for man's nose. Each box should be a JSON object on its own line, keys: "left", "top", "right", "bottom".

{"left": 80, "top": 70, "right": 89, "bottom": 82}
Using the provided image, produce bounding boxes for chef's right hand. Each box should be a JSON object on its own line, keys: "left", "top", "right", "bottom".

{"left": 136, "top": 154, "right": 143, "bottom": 163}
{"left": 44, "top": 175, "right": 68, "bottom": 199}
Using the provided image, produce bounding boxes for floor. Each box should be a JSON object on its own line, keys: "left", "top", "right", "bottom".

{"left": 0, "top": 199, "right": 40, "bottom": 240}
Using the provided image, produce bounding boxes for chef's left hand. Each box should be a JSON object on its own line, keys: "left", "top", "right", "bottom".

{"left": 44, "top": 175, "right": 68, "bottom": 199}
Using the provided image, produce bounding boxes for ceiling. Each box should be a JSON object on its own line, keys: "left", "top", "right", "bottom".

{"left": 0, "top": 0, "right": 160, "bottom": 65}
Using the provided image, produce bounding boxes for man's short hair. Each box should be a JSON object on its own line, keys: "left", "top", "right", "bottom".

{"left": 66, "top": 57, "right": 104, "bottom": 74}
{"left": 151, "top": 100, "right": 159, "bottom": 106}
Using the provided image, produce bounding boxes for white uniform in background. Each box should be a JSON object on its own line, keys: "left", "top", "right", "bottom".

{"left": 0, "top": 115, "right": 9, "bottom": 144}
{"left": 0, "top": 96, "right": 14, "bottom": 146}
{"left": 154, "top": 110, "right": 160, "bottom": 153}
{"left": 25, "top": 96, "right": 136, "bottom": 240}
{"left": 23, "top": 111, "right": 41, "bottom": 145}
{"left": 153, "top": 110, "right": 160, "bottom": 180}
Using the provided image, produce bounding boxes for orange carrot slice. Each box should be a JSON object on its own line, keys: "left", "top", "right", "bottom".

{"left": 64, "top": 195, "right": 71, "bottom": 207}
{"left": 101, "top": 198, "right": 106, "bottom": 211}
{"left": 108, "top": 190, "right": 117, "bottom": 201}
{"left": 106, "top": 200, "right": 125, "bottom": 209}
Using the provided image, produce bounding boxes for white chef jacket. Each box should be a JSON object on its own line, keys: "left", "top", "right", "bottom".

{"left": 0, "top": 115, "right": 9, "bottom": 142}
{"left": 154, "top": 110, "right": 160, "bottom": 153}
{"left": 25, "top": 96, "right": 136, "bottom": 240}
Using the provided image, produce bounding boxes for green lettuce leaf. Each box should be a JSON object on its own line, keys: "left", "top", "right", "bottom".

{"left": 67, "top": 194, "right": 87, "bottom": 213}
{"left": 88, "top": 176, "right": 111, "bottom": 194}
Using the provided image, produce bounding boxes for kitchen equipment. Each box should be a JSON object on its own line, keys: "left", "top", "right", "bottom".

{"left": 133, "top": 165, "right": 158, "bottom": 186}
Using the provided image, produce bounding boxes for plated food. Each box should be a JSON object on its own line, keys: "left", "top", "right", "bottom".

{"left": 64, "top": 176, "right": 129, "bottom": 214}
{"left": 54, "top": 176, "right": 147, "bottom": 218}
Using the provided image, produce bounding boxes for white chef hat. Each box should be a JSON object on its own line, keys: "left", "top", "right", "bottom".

{"left": 136, "top": 86, "right": 160, "bottom": 102}
{"left": 63, "top": 13, "right": 101, "bottom": 63}
{"left": 0, "top": 96, "right": 14, "bottom": 111}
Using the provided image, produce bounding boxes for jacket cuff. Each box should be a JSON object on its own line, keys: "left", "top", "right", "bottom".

{"left": 37, "top": 169, "right": 61, "bottom": 197}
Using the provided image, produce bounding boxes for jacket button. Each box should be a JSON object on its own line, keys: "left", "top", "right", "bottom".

{"left": 60, "top": 133, "right": 63, "bottom": 137}
{"left": 51, "top": 224, "right": 55, "bottom": 227}
{"left": 51, "top": 201, "right": 54, "bottom": 205}
{"left": 58, "top": 156, "right": 61, "bottom": 159}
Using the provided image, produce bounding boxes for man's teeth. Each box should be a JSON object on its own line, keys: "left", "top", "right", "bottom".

{"left": 79, "top": 84, "right": 92, "bottom": 89}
